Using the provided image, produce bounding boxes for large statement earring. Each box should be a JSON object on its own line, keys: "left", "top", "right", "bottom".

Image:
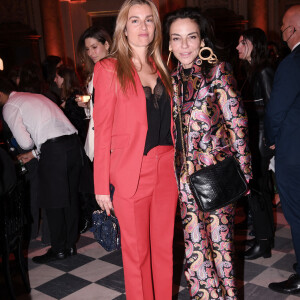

{"left": 199, "top": 47, "right": 218, "bottom": 64}
{"left": 167, "top": 50, "right": 172, "bottom": 66}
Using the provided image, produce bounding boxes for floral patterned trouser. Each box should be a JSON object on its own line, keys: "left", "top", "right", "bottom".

{"left": 179, "top": 177, "right": 237, "bottom": 300}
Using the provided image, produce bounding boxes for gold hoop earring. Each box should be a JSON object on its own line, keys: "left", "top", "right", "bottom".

{"left": 167, "top": 50, "right": 172, "bottom": 66}
{"left": 199, "top": 46, "right": 218, "bottom": 64}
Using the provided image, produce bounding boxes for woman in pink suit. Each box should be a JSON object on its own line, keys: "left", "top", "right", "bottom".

{"left": 93, "top": 1, "right": 178, "bottom": 299}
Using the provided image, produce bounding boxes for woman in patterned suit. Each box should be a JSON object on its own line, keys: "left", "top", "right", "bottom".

{"left": 164, "top": 8, "right": 252, "bottom": 299}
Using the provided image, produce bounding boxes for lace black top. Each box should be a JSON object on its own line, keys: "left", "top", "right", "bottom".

{"left": 143, "top": 77, "right": 173, "bottom": 155}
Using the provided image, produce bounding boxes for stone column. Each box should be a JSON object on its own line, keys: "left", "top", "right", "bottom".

{"left": 39, "top": 0, "right": 65, "bottom": 59}
{"left": 247, "top": 0, "right": 268, "bottom": 32}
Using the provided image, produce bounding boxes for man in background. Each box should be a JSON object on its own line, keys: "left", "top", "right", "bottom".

{"left": 265, "top": 5, "right": 300, "bottom": 294}
{"left": 0, "top": 76, "right": 83, "bottom": 263}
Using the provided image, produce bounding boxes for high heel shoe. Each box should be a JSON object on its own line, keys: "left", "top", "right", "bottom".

{"left": 244, "top": 239, "right": 271, "bottom": 260}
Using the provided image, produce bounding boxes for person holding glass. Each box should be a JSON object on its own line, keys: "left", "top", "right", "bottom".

{"left": 93, "top": 1, "right": 178, "bottom": 299}
{"left": 76, "top": 26, "right": 112, "bottom": 233}
{"left": 76, "top": 26, "right": 112, "bottom": 162}
{"left": 164, "top": 7, "right": 252, "bottom": 299}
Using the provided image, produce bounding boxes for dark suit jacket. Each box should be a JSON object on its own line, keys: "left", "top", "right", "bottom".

{"left": 265, "top": 44, "right": 300, "bottom": 165}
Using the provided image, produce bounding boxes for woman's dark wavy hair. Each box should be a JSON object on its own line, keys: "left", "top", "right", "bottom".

{"left": 77, "top": 26, "right": 112, "bottom": 83}
{"left": 240, "top": 27, "right": 269, "bottom": 70}
{"left": 56, "top": 65, "right": 82, "bottom": 100}
{"left": 42, "top": 55, "right": 62, "bottom": 84}
{"left": 164, "top": 7, "right": 220, "bottom": 75}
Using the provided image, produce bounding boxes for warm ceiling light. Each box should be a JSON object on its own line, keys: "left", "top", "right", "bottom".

{"left": 60, "top": 0, "right": 87, "bottom": 2}
{"left": 0, "top": 58, "right": 3, "bottom": 71}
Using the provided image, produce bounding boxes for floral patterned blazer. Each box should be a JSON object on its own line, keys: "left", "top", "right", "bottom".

{"left": 172, "top": 58, "right": 252, "bottom": 181}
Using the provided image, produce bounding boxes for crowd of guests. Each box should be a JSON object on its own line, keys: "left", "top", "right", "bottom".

{"left": 1, "top": 0, "right": 300, "bottom": 298}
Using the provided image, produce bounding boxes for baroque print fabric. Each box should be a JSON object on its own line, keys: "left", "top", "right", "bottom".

{"left": 172, "top": 57, "right": 252, "bottom": 300}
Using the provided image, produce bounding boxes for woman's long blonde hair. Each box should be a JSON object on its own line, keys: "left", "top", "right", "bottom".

{"left": 110, "top": 0, "right": 172, "bottom": 94}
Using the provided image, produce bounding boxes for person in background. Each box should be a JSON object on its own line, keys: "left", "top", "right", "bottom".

{"left": 76, "top": 25, "right": 111, "bottom": 161}
{"left": 165, "top": 7, "right": 251, "bottom": 299}
{"left": 7, "top": 66, "right": 21, "bottom": 88}
{"left": 93, "top": 1, "right": 178, "bottom": 299}
{"left": 41, "top": 55, "right": 63, "bottom": 105}
{"left": 18, "top": 61, "right": 46, "bottom": 94}
{"left": 236, "top": 28, "right": 275, "bottom": 260}
{"left": 0, "top": 75, "right": 83, "bottom": 264}
{"left": 75, "top": 26, "right": 112, "bottom": 233}
{"left": 265, "top": 5, "right": 300, "bottom": 295}
{"left": 13, "top": 61, "right": 51, "bottom": 244}
{"left": 54, "top": 65, "right": 87, "bottom": 144}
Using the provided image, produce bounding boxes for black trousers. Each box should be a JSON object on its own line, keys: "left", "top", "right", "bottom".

{"left": 248, "top": 154, "right": 274, "bottom": 241}
{"left": 39, "top": 135, "right": 83, "bottom": 252}
{"left": 78, "top": 154, "right": 98, "bottom": 220}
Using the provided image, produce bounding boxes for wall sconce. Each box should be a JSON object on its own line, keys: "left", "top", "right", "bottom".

{"left": 0, "top": 58, "right": 3, "bottom": 71}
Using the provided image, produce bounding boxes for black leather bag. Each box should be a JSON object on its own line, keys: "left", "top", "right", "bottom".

{"left": 91, "top": 210, "right": 121, "bottom": 252}
{"left": 189, "top": 156, "right": 248, "bottom": 212}
{"left": 177, "top": 104, "right": 248, "bottom": 212}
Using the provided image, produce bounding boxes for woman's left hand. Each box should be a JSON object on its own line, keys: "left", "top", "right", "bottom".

{"left": 95, "top": 194, "right": 113, "bottom": 216}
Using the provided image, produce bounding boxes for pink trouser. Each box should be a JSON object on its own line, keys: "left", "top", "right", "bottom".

{"left": 114, "top": 145, "right": 178, "bottom": 300}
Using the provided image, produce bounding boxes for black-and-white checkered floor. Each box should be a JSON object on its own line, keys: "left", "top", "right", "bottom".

{"left": 1, "top": 204, "right": 300, "bottom": 299}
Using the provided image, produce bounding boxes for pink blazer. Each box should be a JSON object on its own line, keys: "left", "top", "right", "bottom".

{"left": 93, "top": 57, "right": 174, "bottom": 199}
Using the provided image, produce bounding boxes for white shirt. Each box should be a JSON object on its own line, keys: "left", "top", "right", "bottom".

{"left": 3, "top": 91, "right": 77, "bottom": 152}
{"left": 292, "top": 41, "right": 300, "bottom": 51}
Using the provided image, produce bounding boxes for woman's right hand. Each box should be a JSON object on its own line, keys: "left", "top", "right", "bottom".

{"left": 95, "top": 194, "right": 113, "bottom": 216}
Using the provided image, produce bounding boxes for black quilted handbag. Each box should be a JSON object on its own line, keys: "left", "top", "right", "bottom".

{"left": 189, "top": 156, "right": 248, "bottom": 212}
{"left": 91, "top": 210, "right": 121, "bottom": 252}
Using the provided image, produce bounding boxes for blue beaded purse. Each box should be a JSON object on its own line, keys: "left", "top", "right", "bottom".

{"left": 91, "top": 210, "right": 121, "bottom": 251}
{"left": 91, "top": 185, "right": 121, "bottom": 251}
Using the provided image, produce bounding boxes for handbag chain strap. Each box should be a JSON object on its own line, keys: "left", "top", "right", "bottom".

{"left": 177, "top": 104, "right": 190, "bottom": 177}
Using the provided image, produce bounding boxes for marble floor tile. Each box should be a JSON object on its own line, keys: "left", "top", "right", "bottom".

{"left": 61, "top": 283, "right": 122, "bottom": 300}
{"left": 95, "top": 269, "right": 125, "bottom": 293}
{"left": 69, "top": 259, "right": 121, "bottom": 282}
{"left": 2, "top": 205, "right": 300, "bottom": 299}
{"left": 250, "top": 267, "right": 293, "bottom": 287}
{"left": 35, "top": 273, "right": 90, "bottom": 299}
{"left": 28, "top": 264, "right": 65, "bottom": 288}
